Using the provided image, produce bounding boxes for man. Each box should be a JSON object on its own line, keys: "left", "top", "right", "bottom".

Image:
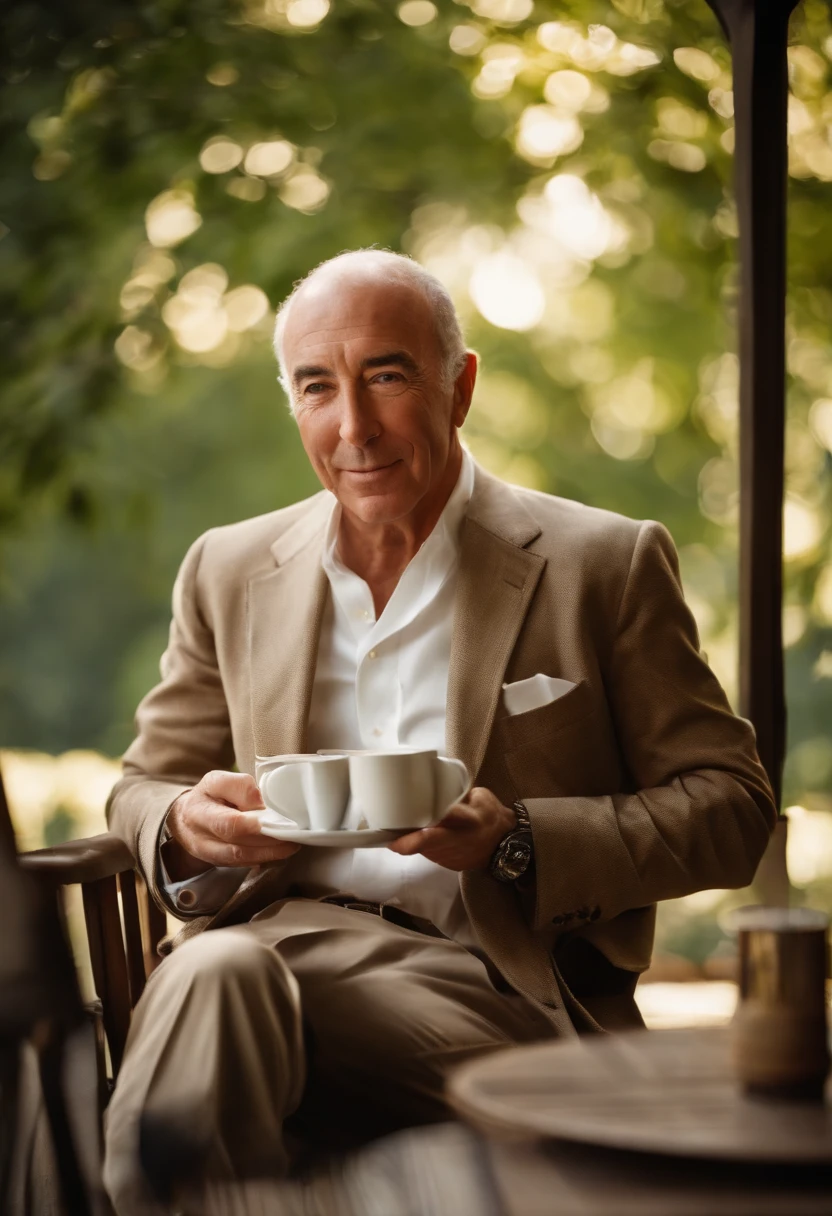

{"left": 104, "top": 249, "right": 775, "bottom": 1213}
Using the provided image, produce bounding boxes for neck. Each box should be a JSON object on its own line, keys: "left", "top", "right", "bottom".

{"left": 337, "top": 444, "right": 463, "bottom": 615}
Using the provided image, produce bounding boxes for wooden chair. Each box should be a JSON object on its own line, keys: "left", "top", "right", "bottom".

{"left": 1, "top": 763, "right": 167, "bottom": 1093}
{"left": 0, "top": 762, "right": 129, "bottom": 1215}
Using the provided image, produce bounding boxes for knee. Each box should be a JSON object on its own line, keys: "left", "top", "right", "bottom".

{"left": 169, "top": 928, "right": 291, "bottom": 993}
{"left": 146, "top": 928, "right": 302, "bottom": 1035}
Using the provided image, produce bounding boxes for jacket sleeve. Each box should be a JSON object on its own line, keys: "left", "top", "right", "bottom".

{"left": 525, "top": 520, "right": 776, "bottom": 933}
{"left": 106, "top": 531, "right": 242, "bottom": 915}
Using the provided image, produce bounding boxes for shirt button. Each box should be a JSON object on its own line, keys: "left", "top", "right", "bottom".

{"left": 368, "top": 649, "right": 377, "bottom": 659}
{"left": 362, "top": 610, "right": 371, "bottom": 621}
{"left": 372, "top": 728, "right": 382, "bottom": 737}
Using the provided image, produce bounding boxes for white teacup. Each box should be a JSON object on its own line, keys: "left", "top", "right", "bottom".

{"left": 260, "top": 756, "right": 350, "bottom": 831}
{"left": 348, "top": 750, "right": 469, "bottom": 831}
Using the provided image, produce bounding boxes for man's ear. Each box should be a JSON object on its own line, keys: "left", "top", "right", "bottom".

{"left": 452, "top": 351, "right": 478, "bottom": 428}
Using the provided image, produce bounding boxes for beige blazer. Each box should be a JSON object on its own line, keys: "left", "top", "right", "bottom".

{"left": 107, "top": 464, "right": 775, "bottom": 1037}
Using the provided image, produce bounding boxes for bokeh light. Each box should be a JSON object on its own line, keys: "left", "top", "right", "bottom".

{"left": 244, "top": 140, "right": 295, "bottom": 177}
{"left": 543, "top": 69, "right": 608, "bottom": 114}
{"left": 472, "top": 44, "right": 524, "bottom": 99}
{"left": 469, "top": 0, "right": 533, "bottom": 22}
{"left": 279, "top": 165, "right": 330, "bottom": 212}
{"left": 783, "top": 495, "right": 822, "bottom": 561}
{"left": 115, "top": 326, "right": 160, "bottom": 372}
{"left": 397, "top": 1, "right": 437, "bottom": 27}
{"left": 786, "top": 804, "right": 832, "bottom": 884}
{"left": 200, "top": 137, "right": 245, "bottom": 174}
{"left": 515, "top": 106, "right": 584, "bottom": 164}
{"left": 145, "top": 190, "right": 202, "bottom": 248}
{"left": 469, "top": 251, "right": 545, "bottom": 331}
{"left": 809, "top": 397, "right": 832, "bottom": 451}
{"left": 673, "top": 47, "right": 721, "bottom": 83}
{"left": 224, "top": 285, "right": 270, "bottom": 331}
{"left": 206, "top": 63, "right": 239, "bottom": 87}
{"left": 449, "top": 25, "right": 486, "bottom": 57}
{"left": 286, "top": 0, "right": 330, "bottom": 28}
{"left": 814, "top": 565, "right": 832, "bottom": 624}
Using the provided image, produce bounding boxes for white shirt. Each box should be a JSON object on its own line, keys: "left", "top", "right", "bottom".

{"left": 295, "top": 449, "right": 476, "bottom": 944}
{"left": 164, "top": 452, "right": 478, "bottom": 947}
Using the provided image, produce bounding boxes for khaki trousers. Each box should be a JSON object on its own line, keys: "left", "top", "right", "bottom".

{"left": 103, "top": 898, "right": 556, "bottom": 1215}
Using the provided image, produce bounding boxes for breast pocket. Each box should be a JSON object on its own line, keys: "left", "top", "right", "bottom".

{"left": 498, "top": 679, "right": 608, "bottom": 799}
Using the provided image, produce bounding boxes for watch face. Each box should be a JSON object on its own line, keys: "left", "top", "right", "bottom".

{"left": 501, "top": 837, "right": 532, "bottom": 880}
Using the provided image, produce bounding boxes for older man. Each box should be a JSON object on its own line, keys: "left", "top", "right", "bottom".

{"left": 103, "top": 250, "right": 775, "bottom": 1213}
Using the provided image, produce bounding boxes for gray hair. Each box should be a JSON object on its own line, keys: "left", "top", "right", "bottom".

{"left": 273, "top": 249, "right": 468, "bottom": 406}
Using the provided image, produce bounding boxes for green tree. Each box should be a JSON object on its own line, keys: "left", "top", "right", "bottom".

{"left": 1, "top": 0, "right": 831, "bottom": 829}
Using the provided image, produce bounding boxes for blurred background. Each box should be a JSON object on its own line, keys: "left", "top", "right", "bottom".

{"left": 2, "top": 0, "right": 832, "bottom": 1022}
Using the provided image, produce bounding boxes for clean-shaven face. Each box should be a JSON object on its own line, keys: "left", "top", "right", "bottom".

{"left": 282, "top": 270, "right": 467, "bottom": 527}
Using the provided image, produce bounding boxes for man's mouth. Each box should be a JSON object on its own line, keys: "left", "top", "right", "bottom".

{"left": 339, "top": 460, "right": 399, "bottom": 475}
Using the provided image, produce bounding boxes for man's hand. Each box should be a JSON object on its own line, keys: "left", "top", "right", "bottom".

{"left": 164, "top": 770, "right": 300, "bottom": 880}
{"left": 386, "top": 787, "right": 515, "bottom": 872}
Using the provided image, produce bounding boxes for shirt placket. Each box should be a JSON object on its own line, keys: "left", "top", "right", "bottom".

{"left": 352, "top": 535, "right": 446, "bottom": 749}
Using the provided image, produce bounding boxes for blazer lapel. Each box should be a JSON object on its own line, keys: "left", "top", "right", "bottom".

{"left": 211, "top": 497, "right": 331, "bottom": 930}
{"left": 446, "top": 467, "right": 546, "bottom": 780}
{"left": 248, "top": 495, "right": 331, "bottom": 759}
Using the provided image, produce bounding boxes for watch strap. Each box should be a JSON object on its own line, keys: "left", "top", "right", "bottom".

{"left": 512, "top": 799, "right": 531, "bottom": 830}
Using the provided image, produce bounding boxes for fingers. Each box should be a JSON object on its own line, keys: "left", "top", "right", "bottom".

{"left": 204, "top": 805, "right": 267, "bottom": 843}
{"left": 435, "top": 803, "right": 479, "bottom": 828}
{"left": 387, "top": 802, "right": 480, "bottom": 856}
{"left": 387, "top": 830, "right": 425, "bottom": 856}
{"left": 385, "top": 787, "right": 513, "bottom": 872}
{"left": 168, "top": 773, "right": 284, "bottom": 868}
{"left": 200, "top": 770, "right": 264, "bottom": 811}
{"left": 463, "top": 786, "right": 501, "bottom": 813}
{"left": 388, "top": 826, "right": 447, "bottom": 856}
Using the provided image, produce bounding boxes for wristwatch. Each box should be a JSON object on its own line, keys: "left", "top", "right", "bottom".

{"left": 489, "top": 800, "right": 534, "bottom": 884}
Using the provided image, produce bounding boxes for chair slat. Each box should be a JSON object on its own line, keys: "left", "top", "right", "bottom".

{"left": 119, "top": 870, "right": 147, "bottom": 1008}
{"left": 82, "top": 877, "right": 131, "bottom": 1075}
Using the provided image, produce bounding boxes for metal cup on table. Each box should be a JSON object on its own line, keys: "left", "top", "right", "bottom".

{"left": 727, "top": 906, "right": 830, "bottom": 1102}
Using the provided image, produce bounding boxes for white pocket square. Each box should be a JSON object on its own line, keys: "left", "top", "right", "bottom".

{"left": 502, "top": 674, "right": 577, "bottom": 716}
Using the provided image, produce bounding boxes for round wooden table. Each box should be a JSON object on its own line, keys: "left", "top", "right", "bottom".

{"left": 450, "top": 1027, "right": 832, "bottom": 1163}
{"left": 446, "top": 1028, "right": 832, "bottom": 1216}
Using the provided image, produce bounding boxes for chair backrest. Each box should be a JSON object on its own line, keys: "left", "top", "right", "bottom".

{"left": 0, "top": 759, "right": 94, "bottom": 1216}
{"left": 0, "top": 760, "right": 84, "bottom": 1034}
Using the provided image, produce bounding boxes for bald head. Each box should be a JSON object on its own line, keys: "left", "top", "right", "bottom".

{"left": 276, "top": 247, "right": 477, "bottom": 533}
{"left": 273, "top": 249, "right": 467, "bottom": 403}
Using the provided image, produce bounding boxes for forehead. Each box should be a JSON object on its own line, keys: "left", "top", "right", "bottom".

{"left": 282, "top": 272, "right": 437, "bottom": 364}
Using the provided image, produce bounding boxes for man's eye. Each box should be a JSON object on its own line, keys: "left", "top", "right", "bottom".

{"left": 304, "top": 382, "right": 329, "bottom": 394}
{"left": 370, "top": 372, "right": 405, "bottom": 388}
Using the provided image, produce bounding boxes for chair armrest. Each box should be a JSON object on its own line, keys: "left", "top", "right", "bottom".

{"left": 19, "top": 833, "right": 135, "bottom": 885}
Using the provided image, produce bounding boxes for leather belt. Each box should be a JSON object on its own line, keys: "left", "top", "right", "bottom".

{"left": 320, "top": 895, "right": 446, "bottom": 940}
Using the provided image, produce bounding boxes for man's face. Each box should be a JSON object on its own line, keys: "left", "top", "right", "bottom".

{"left": 282, "top": 272, "right": 472, "bottom": 527}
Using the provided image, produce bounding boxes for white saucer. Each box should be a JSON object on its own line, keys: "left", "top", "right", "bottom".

{"left": 256, "top": 814, "right": 411, "bottom": 848}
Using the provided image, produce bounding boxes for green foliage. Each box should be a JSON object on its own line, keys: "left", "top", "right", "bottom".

{"left": 1, "top": 0, "right": 831, "bottom": 817}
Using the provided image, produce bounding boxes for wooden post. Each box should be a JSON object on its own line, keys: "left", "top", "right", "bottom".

{"left": 705, "top": 0, "right": 797, "bottom": 902}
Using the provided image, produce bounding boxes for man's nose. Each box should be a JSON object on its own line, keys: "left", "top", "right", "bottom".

{"left": 337, "top": 383, "right": 379, "bottom": 447}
